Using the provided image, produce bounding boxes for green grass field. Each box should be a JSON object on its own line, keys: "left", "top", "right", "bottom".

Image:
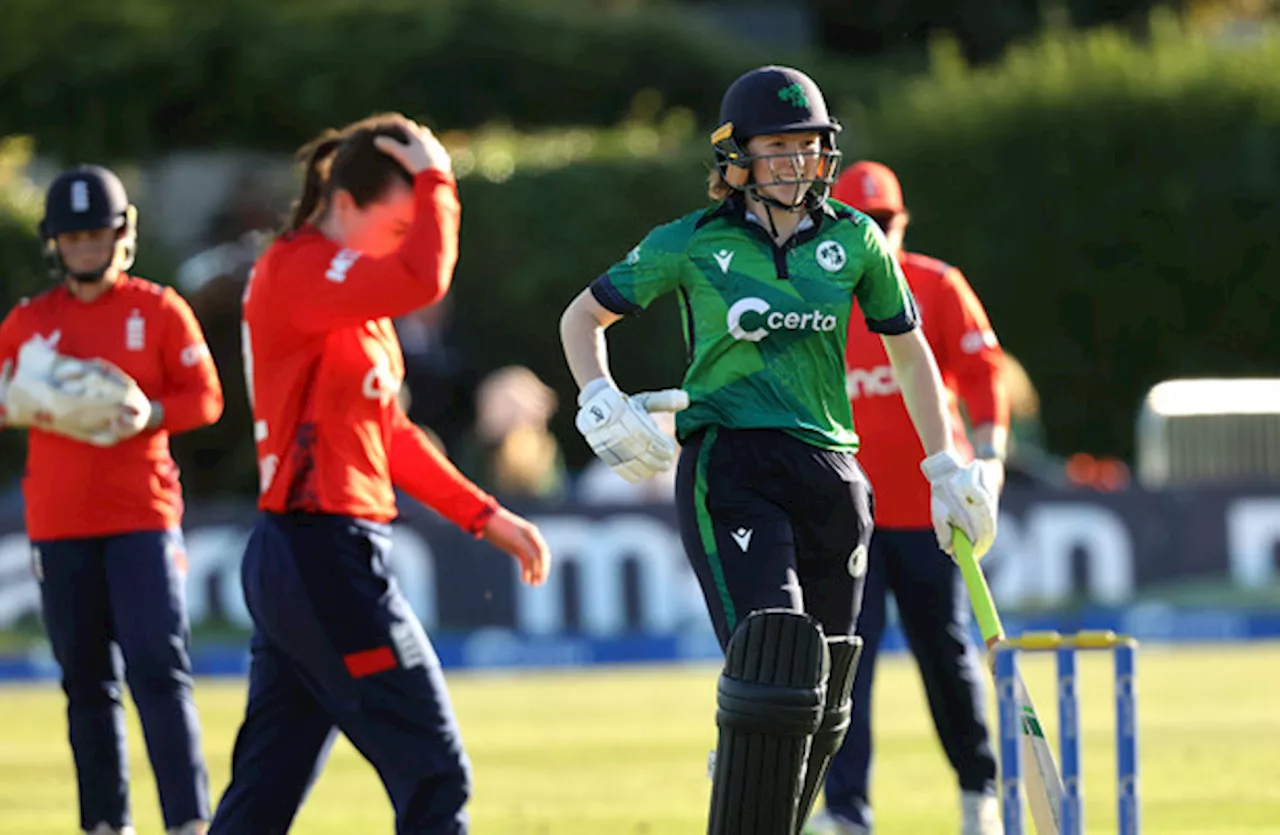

{"left": 2, "top": 643, "right": 1278, "bottom": 834}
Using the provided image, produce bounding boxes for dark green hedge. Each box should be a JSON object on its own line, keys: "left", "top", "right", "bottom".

{"left": 0, "top": 0, "right": 892, "bottom": 162}
{"left": 812, "top": 0, "right": 1191, "bottom": 63}
{"left": 855, "top": 19, "right": 1280, "bottom": 459}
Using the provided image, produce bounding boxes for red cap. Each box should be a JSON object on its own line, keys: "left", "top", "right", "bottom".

{"left": 832, "top": 160, "right": 904, "bottom": 214}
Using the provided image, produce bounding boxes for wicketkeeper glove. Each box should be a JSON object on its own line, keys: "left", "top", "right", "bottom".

{"left": 575, "top": 378, "right": 689, "bottom": 484}
{"left": 3, "top": 333, "right": 152, "bottom": 446}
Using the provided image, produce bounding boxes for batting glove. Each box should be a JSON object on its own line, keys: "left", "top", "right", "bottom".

{"left": 575, "top": 378, "right": 689, "bottom": 484}
{"left": 921, "top": 450, "right": 999, "bottom": 559}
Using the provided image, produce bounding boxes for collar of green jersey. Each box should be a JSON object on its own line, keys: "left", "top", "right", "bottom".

{"left": 699, "top": 193, "right": 850, "bottom": 241}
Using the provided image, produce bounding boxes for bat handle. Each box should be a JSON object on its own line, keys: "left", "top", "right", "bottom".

{"left": 952, "top": 527, "right": 1005, "bottom": 644}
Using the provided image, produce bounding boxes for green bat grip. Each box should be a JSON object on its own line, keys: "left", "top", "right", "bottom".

{"left": 952, "top": 528, "right": 1005, "bottom": 645}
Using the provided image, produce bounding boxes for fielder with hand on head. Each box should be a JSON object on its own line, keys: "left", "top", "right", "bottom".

{"left": 804, "top": 161, "right": 1008, "bottom": 835}
{"left": 560, "top": 66, "right": 1000, "bottom": 835}
{"left": 0, "top": 165, "right": 224, "bottom": 835}
{"left": 209, "top": 113, "right": 551, "bottom": 835}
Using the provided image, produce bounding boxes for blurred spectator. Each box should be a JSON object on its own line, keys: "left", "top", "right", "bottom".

{"left": 1001, "top": 352, "right": 1067, "bottom": 488}
{"left": 577, "top": 409, "right": 679, "bottom": 504}
{"left": 395, "top": 296, "right": 474, "bottom": 450}
{"left": 175, "top": 169, "right": 278, "bottom": 298}
{"left": 454, "top": 366, "right": 568, "bottom": 500}
{"left": 169, "top": 173, "right": 280, "bottom": 498}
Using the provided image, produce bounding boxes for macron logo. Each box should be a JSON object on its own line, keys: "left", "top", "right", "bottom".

{"left": 730, "top": 527, "right": 753, "bottom": 552}
{"left": 713, "top": 249, "right": 735, "bottom": 275}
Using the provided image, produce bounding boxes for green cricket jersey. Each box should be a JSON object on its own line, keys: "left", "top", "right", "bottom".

{"left": 590, "top": 196, "right": 919, "bottom": 452}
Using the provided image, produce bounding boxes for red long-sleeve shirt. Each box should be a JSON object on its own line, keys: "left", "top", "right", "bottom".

{"left": 241, "top": 169, "right": 497, "bottom": 532}
{"left": 846, "top": 252, "right": 1008, "bottom": 529}
{"left": 0, "top": 277, "right": 224, "bottom": 539}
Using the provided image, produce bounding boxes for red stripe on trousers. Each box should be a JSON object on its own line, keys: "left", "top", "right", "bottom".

{"left": 343, "top": 646, "right": 398, "bottom": 678}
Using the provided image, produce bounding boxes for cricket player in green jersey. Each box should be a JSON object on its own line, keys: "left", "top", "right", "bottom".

{"left": 559, "top": 65, "right": 999, "bottom": 835}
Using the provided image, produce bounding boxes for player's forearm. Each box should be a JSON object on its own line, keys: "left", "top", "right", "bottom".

{"left": 956, "top": 360, "right": 1009, "bottom": 460}
{"left": 952, "top": 350, "right": 1010, "bottom": 448}
{"left": 882, "top": 329, "right": 954, "bottom": 457}
{"left": 383, "top": 171, "right": 460, "bottom": 307}
{"left": 560, "top": 289, "right": 621, "bottom": 389}
{"left": 390, "top": 417, "right": 498, "bottom": 535}
{"left": 155, "top": 387, "right": 224, "bottom": 434}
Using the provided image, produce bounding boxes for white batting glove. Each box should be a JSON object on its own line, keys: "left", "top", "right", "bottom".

{"left": 575, "top": 378, "right": 689, "bottom": 484}
{"left": 921, "top": 450, "right": 999, "bottom": 560}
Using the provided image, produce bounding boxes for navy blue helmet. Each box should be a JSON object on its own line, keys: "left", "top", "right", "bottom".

{"left": 40, "top": 165, "right": 138, "bottom": 281}
{"left": 711, "top": 66, "right": 843, "bottom": 208}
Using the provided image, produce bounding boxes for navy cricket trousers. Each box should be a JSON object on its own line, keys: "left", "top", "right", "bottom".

{"left": 33, "top": 529, "right": 210, "bottom": 832}
{"left": 823, "top": 528, "right": 997, "bottom": 828}
{"left": 674, "top": 427, "right": 876, "bottom": 647}
{"left": 210, "top": 513, "right": 470, "bottom": 835}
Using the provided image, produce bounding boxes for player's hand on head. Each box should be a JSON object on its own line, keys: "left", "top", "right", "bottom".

{"left": 921, "top": 450, "right": 998, "bottom": 560}
{"left": 482, "top": 507, "right": 551, "bottom": 586}
{"left": 574, "top": 379, "right": 688, "bottom": 484}
{"left": 373, "top": 117, "right": 453, "bottom": 176}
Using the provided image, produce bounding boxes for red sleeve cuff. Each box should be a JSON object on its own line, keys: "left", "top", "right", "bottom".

{"left": 415, "top": 168, "right": 457, "bottom": 189}
{"left": 466, "top": 500, "right": 499, "bottom": 539}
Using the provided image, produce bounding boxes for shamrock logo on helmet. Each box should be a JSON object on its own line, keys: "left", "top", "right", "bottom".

{"left": 777, "top": 82, "right": 810, "bottom": 109}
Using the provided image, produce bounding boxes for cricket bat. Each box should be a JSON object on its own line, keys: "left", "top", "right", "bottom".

{"left": 953, "top": 529, "right": 1064, "bottom": 835}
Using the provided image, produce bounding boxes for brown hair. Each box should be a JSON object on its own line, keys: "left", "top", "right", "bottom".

{"left": 286, "top": 112, "right": 416, "bottom": 232}
{"left": 706, "top": 168, "right": 733, "bottom": 201}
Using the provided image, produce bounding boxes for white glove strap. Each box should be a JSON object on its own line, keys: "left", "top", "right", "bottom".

{"left": 577, "top": 377, "right": 613, "bottom": 407}
{"left": 920, "top": 449, "right": 963, "bottom": 482}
